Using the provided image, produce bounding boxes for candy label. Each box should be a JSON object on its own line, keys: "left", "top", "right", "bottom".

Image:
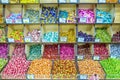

{"left": 77, "top": 55, "right": 84, "bottom": 60}
{"left": 80, "top": 17, "right": 87, "bottom": 23}
{"left": 80, "top": 74, "right": 88, "bottom": 79}
{"left": 8, "top": 38, "right": 14, "bottom": 42}
{"left": 60, "top": 37, "right": 67, "bottom": 42}
{"left": 96, "top": 18, "right": 103, "bottom": 23}
{"left": 6, "top": 19, "right": 12, "bottom": 23}
{"left": 23, "top": 18, "right": 30, "bottom": 23}
{"left": 59, "top": 18, "right": 66, "bottom": 23}
{"left": 78, "top": 37, "right": 84, "bottom": 42}
{"left": 15, "top": 19, "right": 22, "bottom": 23}
{"left": 25, "top": 37, "right": 31, "bottom": 42}
{"left": 95, "top": 39, "right": 100, "bottom": 42}
{"left": 1, "top": 0, "right": 9, "bottom": 3}
{"left": 99, "top": 0, "right": 106, "bottom": 3}
{"left": 59, "top": 0, "right": 66, "bottom": 3}
{"left": 93, "top": 56, "right": 100, "bottom": 60}
{"left": 27, "top": 74, "right": 34, "bottom": 79}
{"left": 70, "top": 0, "right": 77, "bottom": 3}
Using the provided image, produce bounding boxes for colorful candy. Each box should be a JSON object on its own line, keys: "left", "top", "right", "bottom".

{"left": 42, "top": 44, "right": 58, "bottom": 60}
{"left": 0, "top": 44, "right": 8, "bottom": 59}
{"left": 0, "top": 26, "right": 6, "bottom": 42}
{"left": 20, "top": 0, "right": 38, "bottom": 3}
{"left": 78, "top": 59, "right": 105, "bottom": 79}
{"left": 78, "top": 9, "right": 95, "bottom": 23}
{"left": 10, "top": 0, "right": 19, "bottom": 3}
{"left": 0, "top": 58, "right": 8, "bottom": 72}
{"left": 95, "top": 28, "right": 111, "bottom": 42}
{"left": 52, "top": 60, "right": 77, "bottom": 79}
{"left": 27, "top": 59, "right": 52, "bottom": 79}
{"left": 112, "top": 31, "right": 120, "bottom": 42}
{"left": 100, "top": 58, "right": 120, "bottom": 79}
{"left": 0, "top": 15, "right": 3, "bottom": 23}
{"left": 94, "top": 44, "right": 109, "bottom": 60}
{"left": 60, "top": 44, "right": 74, "bottom": 60}
{"left": 106, "top": 0, "right": 118, "bottom": 3}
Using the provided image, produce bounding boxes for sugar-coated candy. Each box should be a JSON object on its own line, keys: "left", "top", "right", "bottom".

{"left": 1, "top": 55, "right": 30, "bottom": 79}
{"left": 0, "top": 44, "right": 8, "bottom": 59}
{"left": 0, "top": 26, "right": 6, "bottom": 42}
{"left": 60, "top": 44, "right": 74, "bottom": 60}
{"left": 95, "top": 28, "right": 111, "bottom": 42}
{"left": 0, "top": 58, "right": 8, "bottom": 72}
{"left": 27, "top": 44, "right": 42, "bottom": 60}
{"left": 78, "top": 9, "right": 95, "bottom": 23}
{"left": 0, "top": 15, "right": 3, "bottom": 23}
{"left": 42, "top": 44, "right": 58, "bottom": 60}
{"left": 110, "top": 44, "right": 120, "bottom": 59}
{"left": 26, "top": 29, "right": 41, "bottom": 42}
{"left": 112, "top": 31, "right": 120, "bottom": 42}
{"left": 8, "top": 30, "right": 24, "bottom": 42}
{"left": 94, "top": 44, "right": 109, "bottom": 60}
{"left": 27, "top": 59, "right": 52, "bottom": 79}
{"left": 78, "top": 31, "right": 94, "bottom": 42}
{"left": 96, "top": 9, "right": 113, "bottom": 23}
{"left": 23, "top": 9, "right": 40, "bottom": 23}
{"left": 43, "top": 32, "right": 58, "bottom": 42}
{"left": 78, "top": 59, "right": 105, "bottom": 79}
{"left": 41, "top": 7, "right": 58, "bottom": 23}
{"left": 52, "top": 60, "right": 77, "bottom": 79}
{"left": 100, "top": 58, "right": 120, "bottom": 79}
{"left": 20, "top": 0, "right": 38, "bottom": 3}
{"left": 106, "top": 0, "right": 118, "bottom": 3}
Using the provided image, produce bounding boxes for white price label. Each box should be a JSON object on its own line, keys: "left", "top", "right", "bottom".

{"left": 95, "top": 39, "right": 100, "bottom": 42}
{"left": 78, "top": 37, "right": 84, "bottom": 42}
{"left": 93, "top": 56, "right": 100, "bottom": 60}
{"left": 96, "top": 18, "right": 103, "bottom": 23}
{"left": 27, "top": 74, "right": 34, "bottom": 79}
{"left": 80, "top": 74, "right": 88, "bottom": 79}
{"left": 59, "top": 0, "right": 66, "bottom": 3}
{"left": 6, "top": 19, "right": 12, "bottom": 23}
{"left": 111, "top": 55, "right": 116, "bottom": 59}
{"left": 70, "top": 0, "right": 77, "bottom": 3}
{"left": 8, "top": 38, "right": 14, "bottom": 42}
{"left": 1, "top": 0, "right": 9, "bottom": 3}
{"left": 15, "top": 19, "right": 22, "bottom": 23}
{"left": 59, "top": 18, "right": 66, "bottom": 23}
{"left": 60, "top": 37, "right": 67, "bottom": 42}
{"left": 78, "top": 55, "right": 84, "bottom": 60}
{"left": 23, "top": 18, "right": 30, "bottom": 23}
{"left": 25, "top": 37, "right": 31, "bottom": 42}
{"left": 99, "top": 0, "right": 106, "bottom": 3}
{"left": 80, "top": 17, "right": 87, "bottom": 23}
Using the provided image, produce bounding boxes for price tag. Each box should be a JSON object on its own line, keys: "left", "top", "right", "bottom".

{"left": 59, "top": 18, "right": 66, "bottom": 23}
{"left": 23, "top": 18, "right": 30, "bottom": 23}
{"left": 77, "top": 55, "right": 84, "bottom": 60}
{"left": 6, "top": 19, "right": 12, "bottom": 23}
{"left": 93, "top": 56, "right": 100, "bottom": 60}
{"left": 99, "top": 0, "right": 106, "bottom": 3}
{"left": 60, "top": 37, "right": 67, "bottom": 42}
{"left": 15, "top": 19, "right": 22, "bottom": 23}
{"left": 111, "top": 55, "right": 116, "bottom": 59}
{"left": 96, "top": 18, "right": 103, "bottom": 23}
{"left": 1, "top": 0, "right": 9, "bottom": 3}
{"left": 78, "top": 37, "right": 84, "bottom": 42}
{"left": 70, "top": 0, "right": 77, "bottom": 3}
{"left": 80, "top": 17, "right": 87, "bottom": 23}
{"left": 8, "top": 38, "right": 14, "bottom": 42}
{"left": 25, "top": 37, "right": 31, "bottom": 42}
{"left": 59, "top": 0, "right": 66, "bottom": 3}
{"left": 80, "top": 74, "right": 88, "bottom": 79}
{"left": 27, "top": 74, "right": 34, "bottom": 79}
{"left": 95, "top": 39, "right": 100, "bottom": 42}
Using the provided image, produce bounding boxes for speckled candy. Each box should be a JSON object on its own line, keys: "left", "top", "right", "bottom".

{"left": 0, "top": 58, "right": 8, "bottom": 71}
{"left": 0, "top": 26, "right": 6, "bottom": 42}
{"left": 0, "top": 44, "right": 8, "bottom": 59}
{"left": 60, "top": 44, "right": 74, "bottom": 60}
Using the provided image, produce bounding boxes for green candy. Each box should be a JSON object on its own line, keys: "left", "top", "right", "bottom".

{"left": 0, "top": 58, "right": 8, "bottom": 71}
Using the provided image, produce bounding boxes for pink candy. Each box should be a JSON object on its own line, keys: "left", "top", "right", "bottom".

{"left": 78, "top": 9, "right": 95, "bottom": 23}
{"left": 60, "top": 44, "right": 74, "bottom": 60}
{"left": 0, "top": 44, "right": 8, "bottom": 59}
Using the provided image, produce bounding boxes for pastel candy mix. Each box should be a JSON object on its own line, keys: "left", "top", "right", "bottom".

{"left": 0, "top": 44, "right": 8, "bottom": 59}
{"left": 100, "top": 58, "right": 120, "bottom": 79}
{"left": 0, "top": 58, "right": 8, "bottom": 72}
{"left": 27, "top": 59, "right": 52, "bottom": 79}
{"left": 60, "top": 44, "right": 74, "bottom": 60}
{"left": 78, "top": 9, "right": 95, "bottom": 23}
{"left": 0, "top": 26, "right": 6, "bottom": 42}
{"left": 112, "top": 31, "right": 120, "bottom": 42}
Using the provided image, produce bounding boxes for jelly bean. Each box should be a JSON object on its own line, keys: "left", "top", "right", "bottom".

{"left": 41, "top": 7, "right": 58, "bottom": 23}
{"left": 100, "top": 58, "right": 120, "bottom": 79}
{"left": 43, "top": 32, "right": 58, "bottom": 42}
{"left": 78, "top": 59, "right": 105, "bottom": 79}
{"left": 1, "top": 55, "right": 30, "bottom": 79}
{"left": 60, "top": 44, "right": 74, "bottom": 60}
{"left": 27, "top": 59, "right": 52, "bottom": 79}
{"left": 106, "top": 0, "right": 118, "bottom": 3}
{"left": 0, "top": 44, "right": 8, "bottom": 59}
{"left": 95, "top": 28, "right": 111, "bottom": 42}
{"left": 94, "top": 44, "right": 109, "bottom": 60}
{"left": 110, "top": 44, "right": 120, "bottom": 59}
{"left": 78, "top": 44, "right": 92, "bottom": 59}
{"left": 27, "top": 44, "right": 42, "bottom": 60}
{"left": 112, "top": 31, "right": 120, "bottom": 42}
{"left": 0, "top": 26, "right": 6, "bottom": 42}
{"left": 78, "top": 9, "right": 95, "bottom": 23}
{"left": 52, "top": 60, "right": 77, "bottom": 79}
{"left": 42, "top": 44, "right": 58, "bottom": 60}
{"left": 0, "top": 58, "right": 8, "bottom": 71}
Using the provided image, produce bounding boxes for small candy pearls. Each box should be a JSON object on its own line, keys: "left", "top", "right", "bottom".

{"left": 100, "top": 58, "right": 120, "bottom": 79}
{"left": 0, "top": 44, "right": 8, "bottom": 59}
{"left": 52, "top": 60, "right": 77, "bottom": 79}
{"left": 0, "top": 26, "right": 6, "bottom": 42}
{"left": 27, "top": 59, "right": 52, "bottom": 79}
{"left": 60, "top": 44, "right": 74, "bottom": 60}
{"left": 0, "top": 58, "right": 8, "bottom": 71}
{"left": 42, "top": 44, "right": 58, "bottom": 60}
{"left": 78, "top": 9, "right": 95, "bottom": 23}
{"left": 112, "top": 31, "right": 120, "bottom": 42}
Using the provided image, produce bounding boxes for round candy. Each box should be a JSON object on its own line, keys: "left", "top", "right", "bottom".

{"left": 0, "top": 58, "right": 8, "bottom": 71}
